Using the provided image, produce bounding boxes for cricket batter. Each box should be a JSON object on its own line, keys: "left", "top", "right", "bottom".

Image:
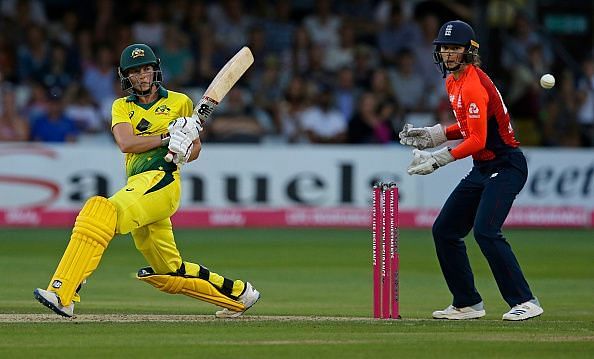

{"left": 34, "top": 43, "right": 260, "bottom": 318}
{"left": 400, "top": 21, "right": 543, "bottom": 321}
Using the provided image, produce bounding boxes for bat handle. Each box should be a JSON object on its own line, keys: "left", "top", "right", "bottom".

{"left": 164, "top": 151, "right": 174, "bottom": 162}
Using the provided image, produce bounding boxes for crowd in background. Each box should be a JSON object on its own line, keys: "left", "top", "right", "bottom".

{"left": 0, "top": 0, "right": 592, "bottom": 147}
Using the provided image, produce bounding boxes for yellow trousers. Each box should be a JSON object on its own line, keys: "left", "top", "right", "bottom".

{"left": 109, "top": 170, "right": 245, "bottom": 298}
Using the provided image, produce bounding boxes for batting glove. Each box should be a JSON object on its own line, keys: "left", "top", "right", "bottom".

{"left": 407, "top": 147, "right": 455, "bottom": 175}
{"left": 168, "top": 116, "right": 202, "bottom": 141}
{"left": 168, "top": 131, "right": 194, "bottom": 165}
{"left": 399, "top": 123, "right": 447, "bottom": 150}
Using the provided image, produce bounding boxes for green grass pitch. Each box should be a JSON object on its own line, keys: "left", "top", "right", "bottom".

{"left": 1, "top": 228, "right": 593, "bottom": 358}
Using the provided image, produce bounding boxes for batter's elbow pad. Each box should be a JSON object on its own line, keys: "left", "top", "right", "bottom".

{"left": 137, "top": 267, "right": 245, "bottom": 312}
{"left": 47, "top": 196, "right": 117, "bottom": 306}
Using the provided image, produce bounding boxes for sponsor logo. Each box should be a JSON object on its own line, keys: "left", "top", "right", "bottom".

{"left": 52, "top": 280, "right": 62, "bottom": 289}
{"left": 468, "top": 102, "right": 480, "bottom": 118}
{"left": 126, "top": 188, "right": 134, "bottom": 192}
{"left": 445, "top": 24, "right": 453, "bottom": 36}
{"left": 131, "top": 48, "right": 145, "bottom": 59}
{"left": 128, "top": 110, "right": 134, "bottom": 119}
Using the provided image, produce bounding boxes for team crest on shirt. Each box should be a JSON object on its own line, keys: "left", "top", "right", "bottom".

{"left": 155, "top": 104, "right": 171, "bottom": 115}
{"left": 468, "top": 102, "right": 480, "bottom": 118}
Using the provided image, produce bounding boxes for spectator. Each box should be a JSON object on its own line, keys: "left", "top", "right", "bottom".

{"left": 334, "top": 67, "right": 359, "bottom": 122}
{"left": 30, "top": 88, "right": 78, "bottom": 142}
{"left": 82, "top": 44, "right": 117, "bottom": 108}
{"left": 64, "top": 85, "right": 104, "bottom": 135}
{"left": 158, "top": 26, "right": 194, "bottom": 89}
{"left": 206, "top": 88, "right": 263, "bottom": 143}
{"left": 278, "top": 76, "right": 311, "bottom": 143}
{"left": 348, "top": 92, "right": 396, "bottom": 144}
{"left": 540, "top": 71, "right": 581, "bottom": 147}
{"left": 301, "top": 86, "right": 347, "bottom": 143}
{"left": 17, "top": 24, "right": 50, "bottom": 84}
{"left": 303, "top": 0, "right": 341, "bottom": 50}
{"left": 389, "top": 48, "right": 427, "bottom": 113}
{"left": 41, "top": 43, "right": 75, "bottom": 92}
{"left": 288, "top": 26, "right": 312, "bottom": 76}
{"left": 132, "top": 2, "right": 166, "bottom": 48}
{"left": 501, "top": 14, "right": 553, "bottom": 72}
{"left": 376, "top": 3, "right": 421, "bottom": 67}
{"left": 250, "top": 56, "right": 289, "bottom": 135}
{"left": 208, "top": 0, "right": 253, "bottom": 61}
{"left": 576, "top": 57, "right": 594, "bottom": 146}
{"left": 0, "top": 85, "right": 29, "bottom": 141}
{"left": 323, "top": 24, "right": 356, "bottom": 72}
{"left": 261, "top": 2, "right": 295, "bottom": 55}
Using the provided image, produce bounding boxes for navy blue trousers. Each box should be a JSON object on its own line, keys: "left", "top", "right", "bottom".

{"left": 432, "top": 150, "right": 534, "bottom": 308}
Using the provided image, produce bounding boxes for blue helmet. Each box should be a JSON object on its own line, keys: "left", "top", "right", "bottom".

{"left": 432, "top": 20, "right": 480, "bottom": 77}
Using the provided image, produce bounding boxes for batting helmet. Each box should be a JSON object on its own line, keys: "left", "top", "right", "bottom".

{"left": 432, "top": 20, "right": 480, "bottom": 77}
{"left": 118, "top": 43, "right": 163, "bottom": 94}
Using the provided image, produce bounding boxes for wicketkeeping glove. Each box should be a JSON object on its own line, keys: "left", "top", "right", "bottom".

{"left": 168, "top": 116, "right": 202, "bottom": 141}
{"left": 168, "top": 131, "right": 194, "bottom": 165}
{"left": 407, "top": 147, "right": 455, "bottom": 175}
{"left": 399, "top": 123, "right": 447, "bottom": 150}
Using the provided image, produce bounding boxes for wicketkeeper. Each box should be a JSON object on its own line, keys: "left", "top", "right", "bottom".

{"left": 34, "top": 43, "right": 260, "bottom": 318}
{"left": 400, "top": 21, "right": 543, "bottom": 321}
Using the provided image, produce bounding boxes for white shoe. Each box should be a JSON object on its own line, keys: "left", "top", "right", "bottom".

{"left": 432, "top": 304, "right": 486, "bottom": 320}
{"left": 502, "top": 301, "right": 543, "bottom": 321}
{"left": 215, "top": 282, "right": 260, "bottom": 319}
{"left": 33, "top": 288, "right": 74, "bottom": 318}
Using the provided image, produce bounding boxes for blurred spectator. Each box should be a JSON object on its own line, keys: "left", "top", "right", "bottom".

{"left": 206, "top": 88, "right": 263, "bottom": 143}
{"left": 576, "top": 57, "right": 594, "bottom": 146}
{"left": 250, "top": 56, "right": 289, "bottom": 135}
{"left": 30, "top": 88, "right": 78, "bottom": 143}
{"left": 132, "top": 2, "right": 166, "bottom": 48}
{"left": 261, "top": 2, "right": 295, "bottom": 55}
{"left": 158, "top": 26, "right": 194, "bottom": 89}
{"left": 540, "top": 71, "right": 580, "bottom": 147}
{"left": 17, "top": 24, "right": 50, "bottom": 84}
{"left": 41, "top": 43, "right": 75, "bottom": 91}
{"left": 64, "top": 85, "right": 103, "bottom": 134}
{"left": 334, "top": 67, "right": 359, "bottom": 122}
{"left": 82, "top": 44, "right": 117, "bottom": 108}
{"left": 208, "top": 0, "right": 253, "bottom": 62}
{"left": 1, "top": 0, "right": 47, "bottom": 28}
{"left": 348, "top": 92, "right": 396, "bottom": 144}
{"left": 413, "top": 13, "right": 445, "bottom": 100}
{"left": 288, "top": 26, "right": 312, "bottom": 76}
{"left": 0, "top": 33, "right": 17, "bottom": 82}
{"left": 501, "top": 14, "right": 553, "bottom": 72}
{"left": 352, "top": 45, "right": 378, "bottom": 89}
{"left": 376, "top": 3, "right": 421, "bottom": 67}
{"left": 278, "top": 76, "right": 311, "bottom": 143}
{"left": 301, "top": 86, "right": 347, "bottom": 144}
{"left": 323, "top": 24, "right": 356, "bottom": 72}
{"left": 368, "top": 68, "right": 396, "bottom": 106}
{"left": 303, "top": 0, "right": 341, "bottom": 50}
{"left": 389, "top": 49, "right": 427, "bottom": 113}
{"left": 0, "top": 85, "right": 29, "bottom": 141}
{"left": 304, "top": 44, "right": 334, "bottom": 88}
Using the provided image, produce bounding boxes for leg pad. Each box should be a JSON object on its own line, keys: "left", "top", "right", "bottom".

{"left": 137, "top": 268, "right": 245, "bottom": 312}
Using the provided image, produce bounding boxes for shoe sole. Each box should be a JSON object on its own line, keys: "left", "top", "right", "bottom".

{"left": 433, "top": 310, "right": 486, "bottom": 320}
{"left": 215, "top": 292, "right": 261, "bottom": 319}
{"left": 33, "top": 289, "right": 72, "bottom": 318}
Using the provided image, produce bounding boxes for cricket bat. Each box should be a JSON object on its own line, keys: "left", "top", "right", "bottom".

{"left": 165, "top": 46, "right": 254, "bottom": 162}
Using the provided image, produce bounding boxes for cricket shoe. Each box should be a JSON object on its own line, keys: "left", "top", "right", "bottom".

{"left": 502, "top": 300, "right": 543, "bottom": 321}
{"left": 215, "top": 282, "right": 260, "bottom": 319}
{"left": 432, "top": 302, "right": 486, "bottom": 320}
{"left": 33, "top": 288, "right": 74, "bottom": 318}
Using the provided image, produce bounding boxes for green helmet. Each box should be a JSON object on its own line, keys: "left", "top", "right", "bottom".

{"left": 118, "top": 43, "right": 163, "bottom": 94}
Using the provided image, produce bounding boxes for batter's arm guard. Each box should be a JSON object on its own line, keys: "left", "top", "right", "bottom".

{"left": 47, "top": 196, "right": 117, "bottom": 306}
{"left": 137, "top": 267, "right": 245, "bottom": 312}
